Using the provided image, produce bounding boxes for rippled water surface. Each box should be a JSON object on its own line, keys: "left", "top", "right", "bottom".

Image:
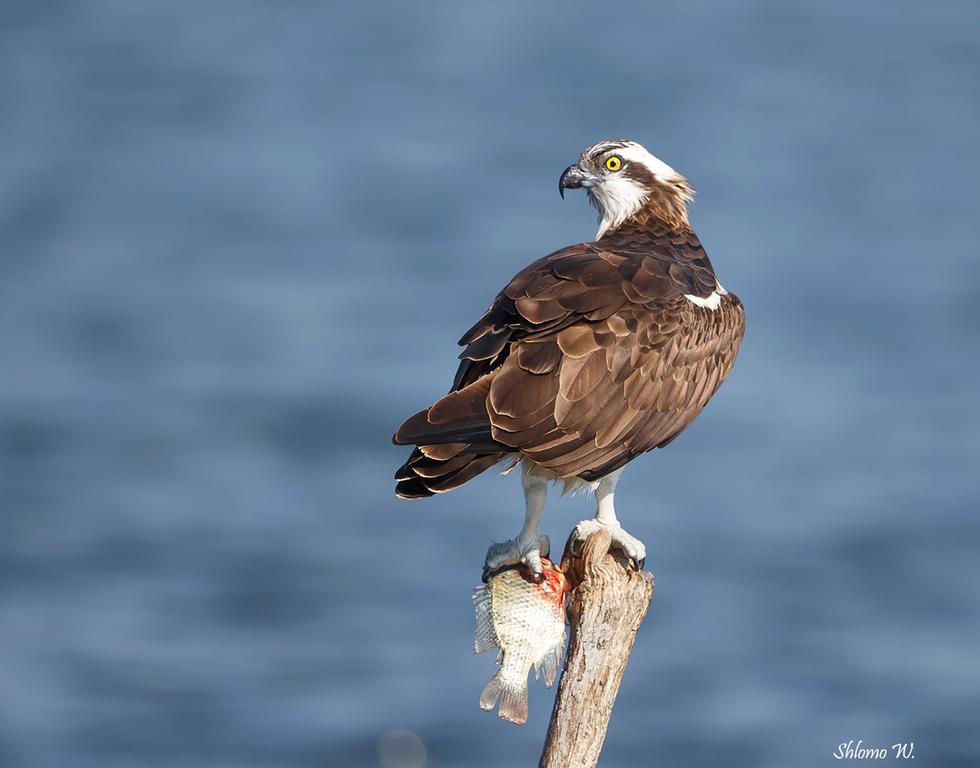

{"left": 1, "top": 2, "right": 979, "bottom": 767}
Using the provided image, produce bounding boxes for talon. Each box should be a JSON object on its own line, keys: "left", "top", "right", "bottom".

{"left": 525, "top": 551, "right": 543, "bottom": 579}
{"left": 483, "top": 534, "right": 550, "bottom": 580}
{"left": 571, "top": 518, "right": 647, "bottom": 566}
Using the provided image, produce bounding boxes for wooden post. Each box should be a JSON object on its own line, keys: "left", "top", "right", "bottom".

{"left": 539, "top": 529, "right": 655, "bottom": 768}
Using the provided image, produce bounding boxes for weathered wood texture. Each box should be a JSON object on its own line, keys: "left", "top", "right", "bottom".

{"left": 539, "top": 529, "right": 655, "bottom": 768}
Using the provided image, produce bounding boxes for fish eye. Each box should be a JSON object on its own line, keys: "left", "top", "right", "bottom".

{"left": 605, "top": 155, "right": 623, "bottom": 172}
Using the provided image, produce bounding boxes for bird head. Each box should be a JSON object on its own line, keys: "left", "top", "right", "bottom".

{"left": 559, "top": 139, "right": 694, "bottom": 238}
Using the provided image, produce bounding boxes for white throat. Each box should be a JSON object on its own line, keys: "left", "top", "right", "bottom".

{"left": 589, "top": 181, "right": 649, "bottom": 239}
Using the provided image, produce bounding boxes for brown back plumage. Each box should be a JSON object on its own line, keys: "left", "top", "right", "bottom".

{"left": 393, "top": 219, "right": 745, "bottom": 499}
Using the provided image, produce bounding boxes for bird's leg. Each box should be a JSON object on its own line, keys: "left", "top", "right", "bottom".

{"left": 572, "top": 468, "right": 647, "bottom": 567}
{"left": 484, "top": 470, "right": 550, "bottom": 580}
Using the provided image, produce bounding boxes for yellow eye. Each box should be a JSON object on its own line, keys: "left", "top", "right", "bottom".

{"left": 605, "top": 155, "right": 622, "bottom": 171}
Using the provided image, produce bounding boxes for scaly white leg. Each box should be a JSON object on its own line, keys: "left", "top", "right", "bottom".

{"left": 572, "top": 468, "right": 646, "bottom": 566}
{"left": 484, "top": 469, "right": 550, "bottom": 579}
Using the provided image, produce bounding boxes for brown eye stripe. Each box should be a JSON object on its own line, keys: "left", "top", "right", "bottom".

{"left": 623, "top": 163, "right": 656, "bottom": 186}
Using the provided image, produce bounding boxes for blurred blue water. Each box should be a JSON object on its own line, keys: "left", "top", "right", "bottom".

{"left": 1, "top": 2, "right": 978, "bottom": 767}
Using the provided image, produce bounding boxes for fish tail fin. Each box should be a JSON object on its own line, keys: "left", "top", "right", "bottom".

{"left": 479, "top": 671, "right": 528, "bottom": 725}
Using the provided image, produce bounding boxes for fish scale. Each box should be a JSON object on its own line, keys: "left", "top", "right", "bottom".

{"left": 473, "top": 557, "right": 568, "bottom": 724}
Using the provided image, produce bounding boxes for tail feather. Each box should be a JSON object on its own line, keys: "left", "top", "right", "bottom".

{"left": 418, "top": 443, "right": 468, "bottom": 461}
{"left": 394, "top": 373, "right": 507, "bottom": 498}
{"left": 479, "top": 671, "right": 529, "bottom": 725}
{"left": 393, "top": 476, "right": 433, "bottom": 499}
{"left": 395, "top": 448, "right": 505, "bottom": 499}
{"left": 411, "top": 451, "right": 478, "bottom": 479}
{"left": 425, "top": 453, "right": 503, "bottom": 492}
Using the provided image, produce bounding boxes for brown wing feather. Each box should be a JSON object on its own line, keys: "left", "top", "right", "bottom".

{"left": 393, "top": 224, "right": 744, "bottom": 496}
{"left": 486, "top": 294, "right": 744, "bottom": 480}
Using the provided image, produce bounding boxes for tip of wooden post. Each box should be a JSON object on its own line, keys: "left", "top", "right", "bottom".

{"left": 559, "top": 528, "right": 645, "bottom": 592}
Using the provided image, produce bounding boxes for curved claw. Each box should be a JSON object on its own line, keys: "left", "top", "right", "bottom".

{"left": 483, "top": 534, "right": 550, "bottom": 581}
{"left": 571, "top": 519, "right": 647, "bottom": 567}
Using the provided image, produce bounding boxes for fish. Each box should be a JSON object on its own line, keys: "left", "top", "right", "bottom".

{"left": 473, "top": 556, "right": 568, "bottom": 724}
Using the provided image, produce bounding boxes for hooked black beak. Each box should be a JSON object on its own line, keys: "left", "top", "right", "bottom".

{"left": 559, "top": 164, "right": 588, "bottom": 198}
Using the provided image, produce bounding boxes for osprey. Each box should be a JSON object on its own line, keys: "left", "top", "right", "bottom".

{"left": 393, "top": 140, "right": 744, "bottom": 576}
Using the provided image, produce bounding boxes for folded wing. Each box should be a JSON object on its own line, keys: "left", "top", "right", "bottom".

{"left": 393, "top": 227, "right": 744, "bottom": 494}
